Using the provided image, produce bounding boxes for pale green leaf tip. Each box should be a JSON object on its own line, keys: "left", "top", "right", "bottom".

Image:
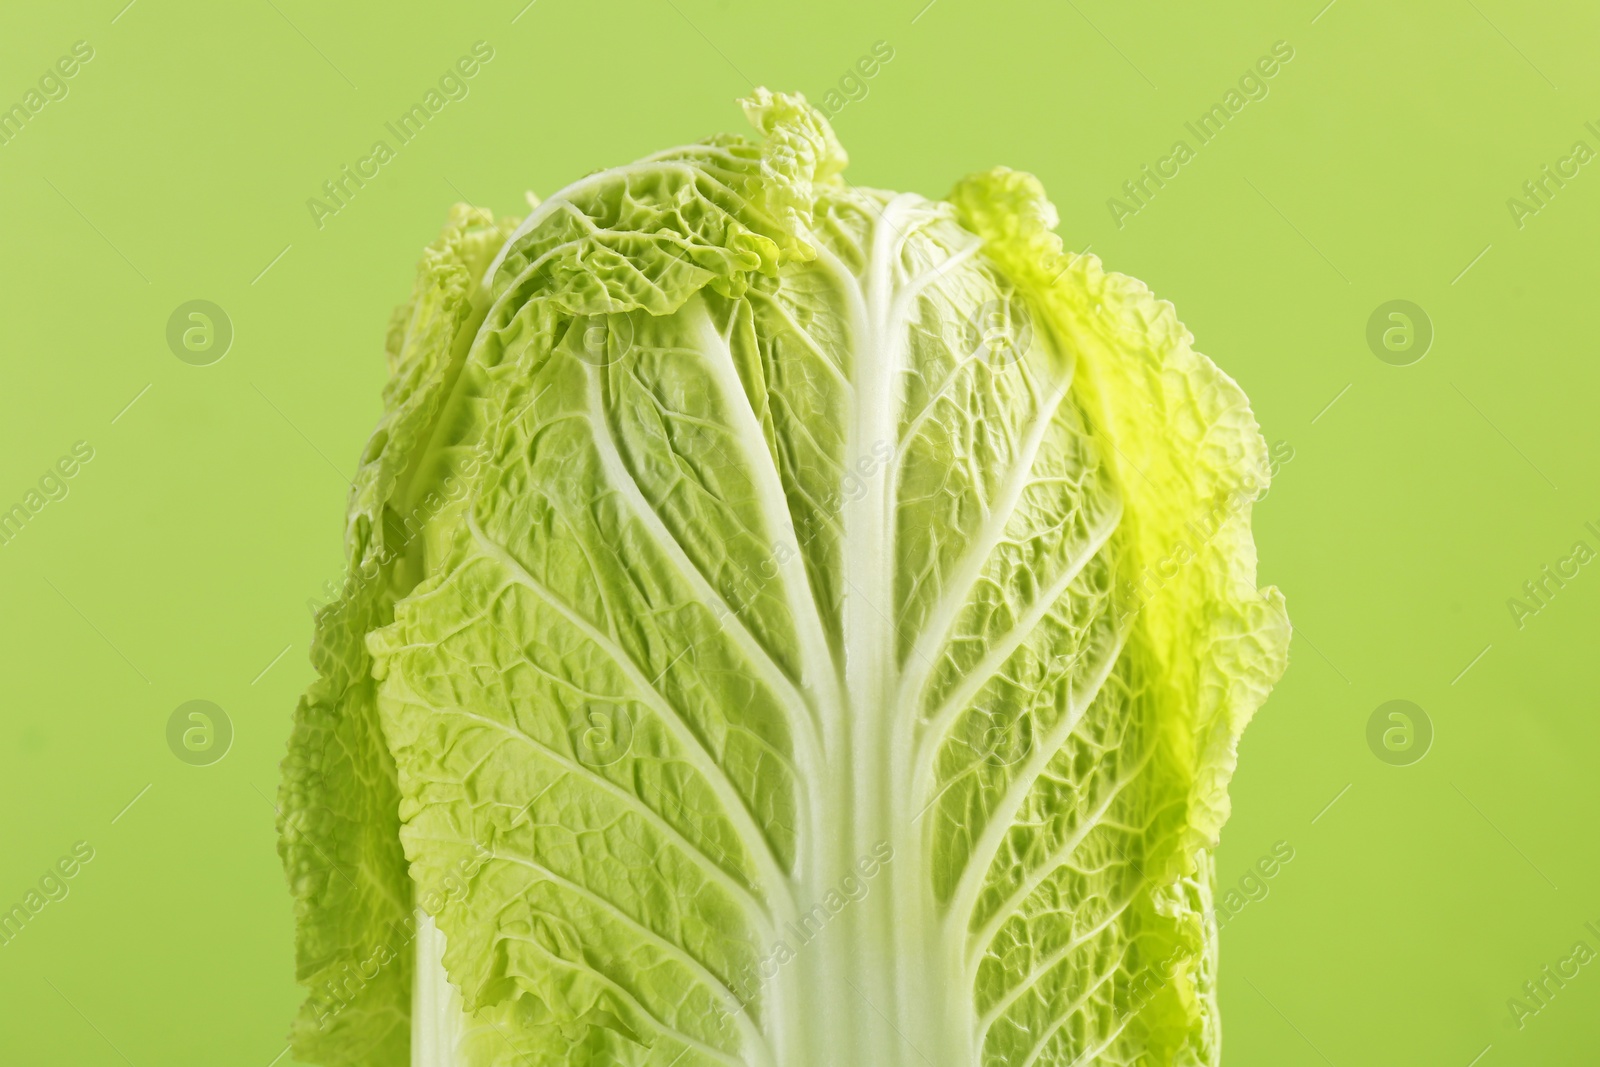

{"left": 947, "top": 166, "right": 1082, "bottom": 284}
{"left": 740, "top": 87, "right": 849, "bottom": 183}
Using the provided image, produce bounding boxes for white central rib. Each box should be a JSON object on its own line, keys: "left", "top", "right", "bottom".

{"left": 412, "top": 910, "right": 466, "bottom": 1067}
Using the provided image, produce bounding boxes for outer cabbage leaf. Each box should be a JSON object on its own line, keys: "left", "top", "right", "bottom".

{"left": 277, "top": 204, "right": 521, "bottom": 1066}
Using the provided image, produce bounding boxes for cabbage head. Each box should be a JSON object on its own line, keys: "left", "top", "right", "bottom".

{"left": 277, "top": 88, "right": 1289, "bottom": 1067}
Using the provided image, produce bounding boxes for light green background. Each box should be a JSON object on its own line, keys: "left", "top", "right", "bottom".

{"left": 2, "top": 0, "right": 1596, "bottom": 1064}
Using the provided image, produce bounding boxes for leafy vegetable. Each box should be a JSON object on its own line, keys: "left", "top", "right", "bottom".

{"left": 278, "top": 88, "right": 1289, "bottom": 1067}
